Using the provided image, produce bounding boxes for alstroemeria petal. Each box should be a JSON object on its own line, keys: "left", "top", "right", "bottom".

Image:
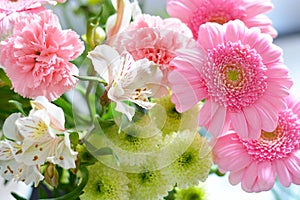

{"left": 3, "top": 113, "right": 23, "bottom": 141}
{"left": 15, "top": 110, "right": 54, "bottom": 141}
{"left": 48, "top": 133, "right": 77, "bottom": 169}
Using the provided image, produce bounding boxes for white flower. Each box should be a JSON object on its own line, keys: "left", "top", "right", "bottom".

{"left": 15, "top": 108, "right": 77, "bottom": 169}
{"left": 30, "top": 96, "right": 65, "bottom": 131}
{"left": 106, "top": 0, "right": 142, "bottom": 38}
{"left": 0, "top": 140, "right": 43, "bottom": 187}
{"left": 0, "top": 97, "right": 78, "bottom": 186}
{"left": 88, "top": 45, "right": 163, "bottom": 120}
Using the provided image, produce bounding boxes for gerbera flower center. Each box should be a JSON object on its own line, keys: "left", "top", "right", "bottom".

{"left": 188, "top": 2, "right": 244, "bottom": 38}
{"left": 208, "top": 15, "right": 228, "bottom": 25}
{"left": 130, "top": 48, "right": 175, "bottom": 71}
{"left": 241, "top": 109, "right": 300, "bottom": 162}
{"left": 204, "top": 41, "right": 267, "bottom": 112}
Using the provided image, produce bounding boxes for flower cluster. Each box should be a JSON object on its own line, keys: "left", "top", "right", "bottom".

{"left": 0, "top": 0, "right": 299, "bottom": 199}
{"left": 0, "top": 96, "right": 77, "bottom": 187}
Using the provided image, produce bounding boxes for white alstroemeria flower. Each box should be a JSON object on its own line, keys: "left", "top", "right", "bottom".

{"left": 88, "top": 44, "right": 163, "bottom": 120}
{"left": 106, "top": 0, "right": 142, "bottom": 38}
{"left": 15, "top": 109, "right": 77, "bottom": 169}
{"left": 30, "top": 96, "right": 65, "bottom": 131}
{"left": 0, "top": 138, "right": 43, "bottom": 187}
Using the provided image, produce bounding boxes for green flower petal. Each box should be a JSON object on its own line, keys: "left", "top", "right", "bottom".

{"left": 81, "top": 162, "right": 130, "bottom": 200}
{"left": 161, "top": 132, "right": 213, "bottom": 188}
{"left": 127, "top": 169, "right": 175, "bottom": 200}
{"left": 152, "top": 96, "right": 201, "bottom": 136}
{"left": 175, "top": 185, "right": 206, "bottom": 200}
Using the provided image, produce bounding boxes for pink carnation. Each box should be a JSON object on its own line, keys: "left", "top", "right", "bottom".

{"left": 0, "top": 0, "right": 61, "bottom": 40}
{"left": 169, "top": 20, "right": 292, "bottom": 139}
{"left": 213, "top": 94, "right": 300, "bottom": 192}
{"left": 109, "top": 14, "right": 195, "bottom": 89}
{"left": 0, "top": 10, "right": 84, "bottom": 100}
{"left": 167, "top": 0, "right": 277, "bottom": 39}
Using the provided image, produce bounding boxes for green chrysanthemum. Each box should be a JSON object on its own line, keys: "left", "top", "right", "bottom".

{"left": 127, "top": 169, "right": 175, "bottom": 200}
{"left": 152, "top": 96, "right": 201, "bottom": 135}
{"left": 174, "top": 185, "right": 206, "bottom": 200}
{"left": 89, "top": 123, "right": 165, "bottom": 172}
{"left": 81, "top": 162, "right": 130, "bottom": 200}
{"left": 161, "top": 132, "right": 213, "bottom": 188}
{"left": 104, "top": 124, "right": 163, "bottom": 153}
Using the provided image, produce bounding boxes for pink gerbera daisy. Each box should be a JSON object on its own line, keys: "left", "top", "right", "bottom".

{"left": 0, "top": 10, "right": 84, "bottom": 100}
{"left": 0, "top": 0, "right": 61, "bottom": 40}
{"left": 169, "top": 20, "right": 292, "bottom": 139}
{"left": 213, "top": 94, "right": 300, "bottom": 192}
{"left": 109, "top": 14, "right": 195, "bottom": 89}
{"left": 167, "top": 0, "right": 277, "bottom": 39}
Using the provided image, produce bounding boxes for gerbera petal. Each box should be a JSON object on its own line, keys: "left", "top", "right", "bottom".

{"left": 224, "top": 20, "right": 246, "bottom": 43}
{"left": 243, "top": 106, "right": 261, "bottom": 133}
{"left": 166, "top": 0, "right": 196, "bottom": 23}
{"left": 274, "top": 159, "right": 292, "bottom": 187}
{"left": 257, "top": 161, "right": 275, "bottom": 191}
{"left": 285, "top": 156, "right": 300, "bottom": 179}
{"left": 241, "top": 162, "right": 258, "bottom": 192}
{"left": 198, "top": 22, "right": 224, "bottom": 49}
{"left": 244, "top": 1, "right": 273, "bottom": 17}
{"left": 229, "top": 169, "right": 244, "bottom": 185}
{"left": 169, "top": 69, "right": 204, "bottom": 112}
{"left": 206, "top": 105, "right": 227, "bottom": 137}
{"left": 254, "top": 99, "right": 278, "bottom": 132}
{"left": 230, "top": 112, "right": 249, "bottom": 138}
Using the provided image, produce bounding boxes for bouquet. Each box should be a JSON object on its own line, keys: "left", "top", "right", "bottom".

{"left": 0, "top": 0, "right": 299, "bottom": 199}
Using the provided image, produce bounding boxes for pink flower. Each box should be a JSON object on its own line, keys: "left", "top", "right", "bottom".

{"left": 169, "top": 20, "right": 292, "bottom": 139}
{"left": 109, "top": 14, "right": 195, "bottom": 89}
{"left": 0, "top": 0, "right": 60, "bottom": 40}
{"left": 213, "top": 94, "right": 300, "bottom": 192}
{"left": 0, "top": 10, "right": 84, "bottom": 100}
{"left": 167, "top": 0, "right": 277, "bottom": 39}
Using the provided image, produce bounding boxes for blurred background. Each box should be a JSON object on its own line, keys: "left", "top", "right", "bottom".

{"left": 1, "top": 0, "right": 300, "bottom": 199}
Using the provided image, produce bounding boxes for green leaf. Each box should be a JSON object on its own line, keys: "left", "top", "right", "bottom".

{"left": 73, "top": 75, "right": 107, "bottom": 86}
{"left": 0, "top": 68, "right": 11, "bottom": 87}
{"left": 0, "top": 85, "right": 31, "bottom": 128}
{"left": 10, "top": 192, "right": 27, "bottom": 200}
{"left": 8, "top": 100, "right": 26, "bottom": 116}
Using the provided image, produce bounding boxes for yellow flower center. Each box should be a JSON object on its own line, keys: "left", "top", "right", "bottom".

{"left": 227, "top": 69, "right": 239, "bottom": 82}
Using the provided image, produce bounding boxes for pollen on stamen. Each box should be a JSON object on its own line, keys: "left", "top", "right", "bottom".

{"left": 33, "top": 155, "right": 39, "bottom": 161}
{"left": 59, "top": 156, "right": 64, "bottom": 160}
